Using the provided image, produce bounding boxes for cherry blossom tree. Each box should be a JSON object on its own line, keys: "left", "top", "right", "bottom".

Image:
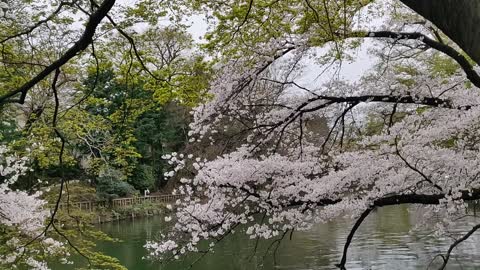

{"left": 0, "top": 145, "right": 70, "bottom": 269}
{"left": 146, "top": 1, "right": 480, "bottom": 269}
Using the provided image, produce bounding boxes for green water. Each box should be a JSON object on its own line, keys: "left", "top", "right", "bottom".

{"left": 70, "top": 206, "right": 480, "bottom": 269}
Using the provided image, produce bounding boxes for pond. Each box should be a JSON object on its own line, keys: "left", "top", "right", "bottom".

{"left": 72, "top": 205, "right": 480, "bottom": 269}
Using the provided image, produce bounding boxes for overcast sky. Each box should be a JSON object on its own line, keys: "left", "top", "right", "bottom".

{"left": 116, "top": 0, "right": 378, "bottom": 86}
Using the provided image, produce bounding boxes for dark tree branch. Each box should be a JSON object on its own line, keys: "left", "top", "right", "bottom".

{"left": 14, "top": 68, "right": 67, "bottom": 261}
{"left": 321, "top": 102, "right": 357, "bottom": 152}
{"left": 59, "top": 42, "right": 100, "bottom": 118}
{"left": 102, "top": 14, "right": 168, "bottom": 83}
{"left": 373, "top": 191, "right": 480, "bottom": 207}
{"left": 394, "top": 137, "right": 443, "bottom": 192}
{"left": 286, "top": 189, "right": 480, "bottom": 212}
{"left": 399, "top": 0, "right": 480, "bottom": 65}
{"left": 262, "top": 229, "right": 290, "bottom": 265}
{"left": 305, "top": 0, "right": 321, "bottom": 23}
{"left": 387, "top": 102, "right": 397, "bottom": 130}
{"left": 322, "top": 0, "right": 341, "bottom": 56}
{"left": 363, "top": 31, "right": 480, "bottom": 89}
{"left": 225, "top": 46, "right": 296, "bottom": 104}
{"left": 325, "top": 190, "right": 480, "bottom": 270}
{"left": 0, "top": 0, "right": 116, "bottom": 105}
{"left": 249, "top": 92, "right": 468, "bottom": 153}
{"left": 0, "top": 1, "right": 77, "bottom": 44}
{"left": 438, "top": 223, "right": 480, "bottom": 270}
{"left": 306, "top": 93, "right": 471, "bottom": 112}
{"left": 336, "top": 207, "right": 374, "bottom": 270}
{"left": 222, "top": 0, "right": 254, "bottom": 46}
{"left": 239, "top": 0, "right": 254, "bottom": 30}
{"left": 52, "top": 223, "right": 92, "bottom": 267}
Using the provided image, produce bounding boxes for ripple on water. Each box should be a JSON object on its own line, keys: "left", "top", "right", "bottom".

{"left": 58, "top": 205, "right": 480, "bottom": 270}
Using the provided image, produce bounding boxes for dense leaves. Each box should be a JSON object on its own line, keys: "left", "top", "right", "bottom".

{"left": 0, "top": 0, "right": 209, "bottom": 268}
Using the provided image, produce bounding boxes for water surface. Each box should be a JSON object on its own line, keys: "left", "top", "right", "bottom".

{"left": 84, "top": 206, "right": 480, "bottom": 269}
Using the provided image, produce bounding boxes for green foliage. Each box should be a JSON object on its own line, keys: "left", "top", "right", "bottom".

{"left": 133, "top": 103, "right": 190, "bottom": 188}
{"left": 427, "top": 53, "right": 459, "bottom": 78}
{"left": 42, "top": 182, "right": 97, "bottom": 204}
{"left": 96, "top": 175, "right": 138, "bottom": 201}
{"left": 0, "top": 118, "right": 19, "bottom": 143}
{"left": 49, "top": 210, "right": 127, "bottom": 270}
{"left": 79, "top": 40, "right": 198, "bottom": 187}
{"left": 0, "top": 3, "right": 210, "bottom": 270}
{"left": 128, "top": 164, "right": 155, "bottom": 191}
{"left": 415, "top": 106, "right": 429, "bottom": 114}
{"left": 364, "top": 112, "right": 407, "bottom": 136}
{"left": 0, "top": 182, "right": 127, "bottom": 270}
{"left": 114, "top": 200, "right": 161, "bottom": 217}
{"left": 392, "top": 64, "right": 419, "bottom": 87}
{"left": 0, "top": 224, "right": 61, "bottom": 270}
{"left": 79, "top": 28, "right": 209, "bottom": 177}
{"left": 436, "top": 137, "right": 457, "bottom": 148}
{"left": 149, "top": 56, "right": 213, "bottom": 107}
{"left": 364, "top": 115, "right": 385, "bottom": 136}
{"left": 193, "top": 0, "right": 372, "bottom": 59}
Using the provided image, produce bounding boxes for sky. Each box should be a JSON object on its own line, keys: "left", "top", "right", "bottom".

{"left": 183, "top": 13, "right": 377, "bottom": 87}
{"left": 110, "top": 0, "right": 381, "bottom": 91}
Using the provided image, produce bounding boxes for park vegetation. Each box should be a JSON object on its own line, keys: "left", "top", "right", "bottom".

{"left": 1, "top": 0, "right": 480, "bottom": 269}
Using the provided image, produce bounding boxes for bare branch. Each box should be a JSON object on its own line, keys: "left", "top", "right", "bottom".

{"left": 336, "top": 207, "right": 374, "bottom": 270}
{"left": 438, "top": 223, "right": 480, "bottom": 270}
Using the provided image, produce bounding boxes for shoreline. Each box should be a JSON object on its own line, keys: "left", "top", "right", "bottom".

{"left": 93, "top": 205, "right": 167, "bottom": 224}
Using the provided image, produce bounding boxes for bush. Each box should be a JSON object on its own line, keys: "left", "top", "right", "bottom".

{"left": 128, "top": 164, "right": 155, "bottom": 191}
{"left": 96, "top": 174, "right": 137, "bottom": 200}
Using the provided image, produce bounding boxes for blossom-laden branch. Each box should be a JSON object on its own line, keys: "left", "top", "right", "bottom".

{"left": 190, "top": 28, "right": 479, "bottom": 145}
{"left": 0, "top": 145, "right": 69, "bottom": 268}
{"left": 158, "top": 24, "right": 480, "bottom": 268}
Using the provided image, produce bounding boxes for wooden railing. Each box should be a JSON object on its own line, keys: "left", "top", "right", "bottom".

{"left": 111, "top": 194, "right": 183, "bottom": 208}
{"left": 54, "top": 194, "right": 182, "bottom": 212}
{"left": 56, "top": 200, "right": 107, "bottom": 212}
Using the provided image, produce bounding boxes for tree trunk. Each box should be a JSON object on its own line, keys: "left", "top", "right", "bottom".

{"left": 400, "top": 0, "right": 480, "bottom": 64}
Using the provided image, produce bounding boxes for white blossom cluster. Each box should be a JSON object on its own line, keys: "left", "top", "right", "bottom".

{"left": 161, "top": 152, "right": 195, "bottom": 179}
{"left": 0, "top": 145, "right": 67, "bottom": 269}
{"left": 0, "top": 145, "right": 47, "bottom": 234}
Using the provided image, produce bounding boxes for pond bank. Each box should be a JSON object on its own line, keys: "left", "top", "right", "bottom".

{"left": 52, "top": 194, "right": 181, "bottom": 224}
{"left": 93, "top": 202, "right": 169, "bottom": 224}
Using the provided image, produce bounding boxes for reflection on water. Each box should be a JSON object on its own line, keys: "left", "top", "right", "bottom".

{"left": 70, "top": 206, "right": 480, "bottom": 269}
